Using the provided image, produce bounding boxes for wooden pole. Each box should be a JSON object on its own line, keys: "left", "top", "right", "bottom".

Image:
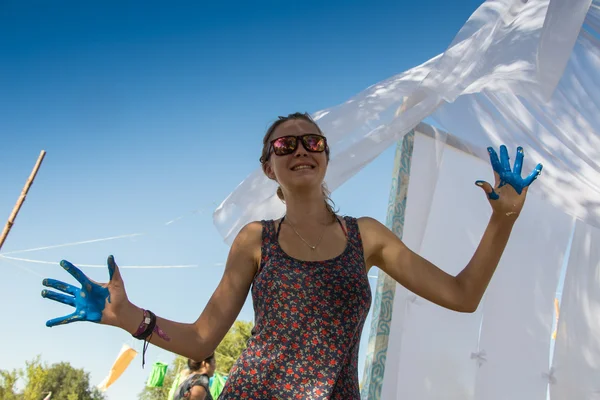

{"left": 0, "top": 150, "right": 46, "bottom": 252}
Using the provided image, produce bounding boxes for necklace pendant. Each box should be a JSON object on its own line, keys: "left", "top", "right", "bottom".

{"left": 310, "top": 245, "right": 316, "bottom": 250}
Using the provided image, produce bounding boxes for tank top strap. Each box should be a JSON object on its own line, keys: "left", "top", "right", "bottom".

{"left": 341, "top": 216, "right": 364, "bottom": 257}
{"left": 336, "top": 216, "right": 348, "bottom": 238}
{"left": 260, "top": 219, "right": 278, "bottom": 247}
{"left": 256, "top": 220, "right": 278, "bottom": 278}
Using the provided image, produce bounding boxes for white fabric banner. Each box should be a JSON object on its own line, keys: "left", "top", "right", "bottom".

{"left": 472, "top": 198, "right": 573, "bottom": 400}
{"left": 380, "top": 133, "right": 447, "bottom": 399}
{"left": 213, "top": 0, "right": 595, "bottom": 244}
{"left": 550, "top": 221, "right": 600, "bottom": 399}
{"left": 379, "top": 131, "right": 581, "bottom": 399}
{"left": 383, "top": 139, "right": 490, "bottom": 399}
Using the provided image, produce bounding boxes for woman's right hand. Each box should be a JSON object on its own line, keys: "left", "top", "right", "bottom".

{"left": 41, "top": 255, "right": 129, "bottom": 328}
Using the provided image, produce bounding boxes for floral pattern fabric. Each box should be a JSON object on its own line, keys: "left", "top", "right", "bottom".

{"left": 219, "top": 216, "right": 372, "bottom": 399}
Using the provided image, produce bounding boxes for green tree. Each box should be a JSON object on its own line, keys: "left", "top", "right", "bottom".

{"left": 138, "top": 320, "right": 253, "bottom": 399}
{"left": 0, "top": 356, "right": 105, "bottom": 400}
{"left": 0, "top": 369, "right": 21, "bottom": 400}
{"left": 214, "top": 320, "right": 253, "bottom": 375}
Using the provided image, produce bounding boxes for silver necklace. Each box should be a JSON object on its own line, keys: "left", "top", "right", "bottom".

{"left": 285, "top": 217, "right": 326, "bottom": 251}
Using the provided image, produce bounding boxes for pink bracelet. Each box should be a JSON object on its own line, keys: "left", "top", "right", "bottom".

{"left": 134, "top": 309, "right": 171, "bottom": 341}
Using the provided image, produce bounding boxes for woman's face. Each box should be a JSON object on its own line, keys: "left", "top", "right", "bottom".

{"left": 205, "top": 357, "right": 216, "bottom": 377}
{"left": 263, "top": 119, "right": 328, "bottom": 194}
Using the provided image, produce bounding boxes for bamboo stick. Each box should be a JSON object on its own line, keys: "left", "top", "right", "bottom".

{"left": 0, "top": 150, "right": 47, "bottom": 252}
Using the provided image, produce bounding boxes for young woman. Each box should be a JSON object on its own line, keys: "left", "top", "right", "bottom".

{"left": 174, "top": 356, "right": 216, "bottom": 400}
{"left": 41, "top": 112, "right": 542, "bottom": 399}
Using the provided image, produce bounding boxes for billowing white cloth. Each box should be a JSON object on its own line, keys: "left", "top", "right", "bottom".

{"left": 381, "top": 136, "right": 485, "bottom": 400}
{"left": 213, "top": 0, "right": 597, "bottom": 244}
{"left": 472, "top": 194, "right": 573, "bottom": 400}
{"left": 550, "top": 221, "right": 600, "bottom": 399}
{"left": 381, "top": 133, "right": 575, "bottom": 399}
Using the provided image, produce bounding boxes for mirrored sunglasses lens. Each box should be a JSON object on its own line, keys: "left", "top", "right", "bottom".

{"left": 272, "top": 136, "right": 297, "bottom": 155}
{"left": 303, "top": 135, "right": 325, "bottom": 152}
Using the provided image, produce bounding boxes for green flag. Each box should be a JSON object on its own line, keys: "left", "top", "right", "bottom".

{"left": 146, "top": 362, "right": 169, "bottom": 387}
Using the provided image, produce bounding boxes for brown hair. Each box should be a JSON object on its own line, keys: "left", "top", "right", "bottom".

{"left": 259, "top": 112, "right": 337, "bottom": 220}
{"left": 187, "top": 354, "right": 215, "bottom": 371}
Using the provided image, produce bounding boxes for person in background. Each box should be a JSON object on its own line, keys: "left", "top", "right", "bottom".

{"left": 173, "top": 355, "right": 216, "bottom": 400}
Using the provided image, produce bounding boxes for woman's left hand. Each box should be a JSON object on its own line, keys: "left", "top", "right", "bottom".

{"left": 475, "top": 145, "right": 543, "bottom": 218}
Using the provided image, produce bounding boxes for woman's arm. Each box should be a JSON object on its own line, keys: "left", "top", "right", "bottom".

{"left": 115, "top": 221, "right": 262, "bottom": 360}
{"left": 360, "top": 145, "right": 541, "bottom": 313}
{"left": 42, "top": 221, "right": 263, "bottom": 362}
{"left": 189, "top": 385, "right": 208, "bottom": 400}
{"left": 360, "top": 213, "right": 514, "bottom": 313}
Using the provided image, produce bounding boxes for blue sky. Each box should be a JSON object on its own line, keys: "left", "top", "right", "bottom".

{"left": 1, "top": 1, "right": 484, "bottom": 398}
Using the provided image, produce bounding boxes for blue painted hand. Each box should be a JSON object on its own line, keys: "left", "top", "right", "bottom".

{"left": 41, "top": 255, "right": 125, "bottom": 327}
{"left": 475, "top": 145, "right": 542, "bottom": 215}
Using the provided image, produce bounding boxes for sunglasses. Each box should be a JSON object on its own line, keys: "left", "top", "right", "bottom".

{"left": 268, "top": 134, "right": 328, "bottom": 159}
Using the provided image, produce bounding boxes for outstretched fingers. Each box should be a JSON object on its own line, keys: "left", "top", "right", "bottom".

{"left": 46, "top": 311, "right": 85, "bottom": 327}
{"left": 500, "top": 145, "right": 511, "bottom": 172}
{"left": 41, "top": 289, "right": 75, "bottom": 307}
{"left": 107, "top": 255, "right": 118, "bottom": 281}
{"left": 60, "top": 260, "right": 90, "bottom": 286}
{"left": 42, "top": 278, "right": 79, "bottom": 296}
{"left": 487, "top": 147, "right": 502, "bottom": 175}
{"left": 513, "top": 146, "right": 524, "bottom": 176}
{"left": 475, "top": 180, "right": 499, "bottom": 200}
{"left": 523, "top": 163, "right": 543, "bottom": 187}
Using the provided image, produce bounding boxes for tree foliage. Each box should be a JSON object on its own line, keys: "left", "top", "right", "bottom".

{"left": 0, "top": 355, "right": 105, "bottom": 400}
{"left": 139, "top": 320, "right": 253, "bottom": 400}
{"left": 0, "top": 369, "right": 20, "bottom": 400}
{"left": 214, "top": 320, "right": 253, "bottom": 375}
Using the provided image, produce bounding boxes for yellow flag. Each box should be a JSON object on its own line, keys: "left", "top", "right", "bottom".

{"left": 97, "top": 344, "right": 138, "bottom": 391}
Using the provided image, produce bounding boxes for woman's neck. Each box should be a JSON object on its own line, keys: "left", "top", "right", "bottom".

{"left": 281, "top": 185, "right": 335, "bottom": 226}
{"left": 284, "top": 202, "right": 332, "bottom": 227}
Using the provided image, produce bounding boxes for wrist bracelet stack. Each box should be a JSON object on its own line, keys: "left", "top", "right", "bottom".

{"left": 133, "top": 309, "right": 156, "bottom": 340}
{"left": 132, "top": 309, "right": 170, "bottom": 367}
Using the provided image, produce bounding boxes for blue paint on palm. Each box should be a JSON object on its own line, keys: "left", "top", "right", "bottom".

{"left": 41, "top": 256, "right": 116, "bottom": 327}
{"left": 485, "top": 145, "right": 542, "bottom": 199}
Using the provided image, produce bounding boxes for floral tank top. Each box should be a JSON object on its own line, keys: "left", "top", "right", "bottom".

{"left": 218, "top": 216, "right": 372, "bottom": 399}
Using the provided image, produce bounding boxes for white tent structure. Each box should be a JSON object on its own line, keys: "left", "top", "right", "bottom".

{"left": 213, "top": 0, "right": 600, "bottom": 398}
{"left": 360, "top": 123, "right": 596, "bottom": 399}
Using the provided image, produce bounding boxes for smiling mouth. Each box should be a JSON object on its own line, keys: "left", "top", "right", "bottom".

{"left": 291, "top": 165, "right": 315, "bottom": 171}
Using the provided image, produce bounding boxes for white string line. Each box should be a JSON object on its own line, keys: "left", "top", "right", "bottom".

{"left": 0, "top": 233, "right": 144, "bottom": 255}
{"left": 0, "top": 257, "right": 46, "bottom": 279}
{"left": 0, "top": 255, "right": 209, "bottom": 269}
{"left": 164, "top": 203, "right": 217, "bottom": 225}
{"left": 0, "top": 202, "right": 218, "bottom": 256}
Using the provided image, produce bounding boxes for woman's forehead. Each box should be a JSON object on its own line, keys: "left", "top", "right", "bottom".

{"left": 271, "top": 119, "right": 321, "bottom": 139}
